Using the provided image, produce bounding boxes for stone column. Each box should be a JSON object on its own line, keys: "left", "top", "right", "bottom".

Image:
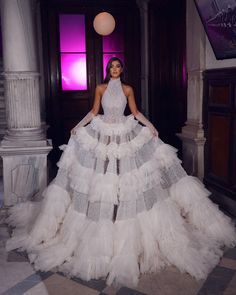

{"left": 177, "top": 0, "right": 206, "bottom": 179}
{"left": 3, "top": 71, "right": 45, "bottom": 146}
{"left": 136, "top": 0, "right": 149, "bottom": 116}
{"left": 0, "top": 0, "right": 52, "bottom": 206}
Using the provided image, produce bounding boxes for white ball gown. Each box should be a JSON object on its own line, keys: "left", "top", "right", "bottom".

{"left": 6, "top": 77, "right": 236, "bottom": 287}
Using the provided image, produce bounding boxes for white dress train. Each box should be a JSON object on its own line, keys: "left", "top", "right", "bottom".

{"left": 6, "top": 78, "right": 236, "bottom": 288}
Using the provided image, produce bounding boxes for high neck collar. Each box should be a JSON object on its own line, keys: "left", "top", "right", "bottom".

{"left": 106, "top": 77, "right": 122, "bottom": 92}
{"left": 108, "top": 77, "right": 121, "bottom": 84}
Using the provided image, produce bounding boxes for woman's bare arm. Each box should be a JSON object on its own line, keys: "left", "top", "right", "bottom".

{"left": 91, "top": 84, "right": 103, "bottom": 115}
{"left": 124, "top": 85, "right": 158, "bottom": 136}
{"left": 125, "top": 85, "right": 139, "bottom": 116}
{"left": 71, "top": 84, "right": 104, "bottom": 134}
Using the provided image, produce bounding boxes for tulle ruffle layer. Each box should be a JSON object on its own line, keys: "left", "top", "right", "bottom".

{"left": 6, "top": 115, "right": 236, "bottom": 288}
{"left": 55, "top": 116, "right": 186, "bottom": 219}
{"left": 6, "top": 176, "right": 236, "bottom": 287}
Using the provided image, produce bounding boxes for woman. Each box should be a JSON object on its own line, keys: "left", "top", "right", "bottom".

{"left": 6, "top": 57, "right": 236, "bottom": 288}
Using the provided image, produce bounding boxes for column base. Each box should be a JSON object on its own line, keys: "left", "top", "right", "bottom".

{"left": 177, "top": 120, "right": 206, "bottom": 180}
{"left": 2, "top": 127, "right": 47, "bottom": 147}
{"left": 0, "top": 143, "right": 52, "bottom": 206}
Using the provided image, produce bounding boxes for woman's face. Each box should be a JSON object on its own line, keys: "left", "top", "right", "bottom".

{"left": 109, "top": 60, "right": 123, "bottom": 79}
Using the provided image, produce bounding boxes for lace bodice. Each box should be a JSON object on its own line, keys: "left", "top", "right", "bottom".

{"left": 101, "top": 78, "right": 127, "bottom": 123}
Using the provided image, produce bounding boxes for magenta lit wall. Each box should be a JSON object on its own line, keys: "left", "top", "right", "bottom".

{"left": 61, "top": 54, "right": 87, "bottom": 90}
{"left": 59, "top": 14, "right": 125, "bottom": 87}
{"left": 103, "top": 29, "right": 124, "bottom": 53}
{"left": 102, "top": 22, "right": 124, "bottom": 79}
{"left": 102, "top": 22, "right": 124, "bottom": 78}
{"left": 59, "top": 15, "right": 86, "bottom": 52}
{"left": 59, "top": 14, "right": 87, "bottom": 90}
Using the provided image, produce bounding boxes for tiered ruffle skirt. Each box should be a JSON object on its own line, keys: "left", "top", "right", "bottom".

{"left": 6, "top": 115, "right": 236, "bottom": 287}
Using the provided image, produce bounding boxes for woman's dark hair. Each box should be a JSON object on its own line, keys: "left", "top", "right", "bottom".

{"left": 103, "top": 57, "right": 125, "bottom": 83}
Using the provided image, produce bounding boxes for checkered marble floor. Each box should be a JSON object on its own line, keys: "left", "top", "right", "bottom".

{"left": 1, "top": 212, "right": 236, "bottom": 295}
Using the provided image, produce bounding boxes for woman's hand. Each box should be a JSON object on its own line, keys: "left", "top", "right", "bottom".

{"left": 149, "top": 125, "right": 159, "bottom": 137}
{"left": 70, "top": 127, "right": 77, "bottom": 135}
{"left": 125, "top": 88, "right": 159, "bottom": 137}
{"left": 70, "top": 110, "right": 95, "bottom": 136}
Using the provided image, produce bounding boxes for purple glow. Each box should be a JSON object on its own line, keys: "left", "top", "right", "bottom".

{"left": 59, "top": 15, "right": 86, "bottom": 52}
{"left": 103, "top": 26, "right": 124, "bottom": 52}
{"left": 103, "top": 53, "right": 124, "bottom": 78}
{"left": 61, "top": 54, "right": 87, "bottom": 90}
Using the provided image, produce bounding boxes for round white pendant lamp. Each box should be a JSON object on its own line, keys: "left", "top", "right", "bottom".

{"left": 93, "top": 12, "right": 115, "bottom": 36}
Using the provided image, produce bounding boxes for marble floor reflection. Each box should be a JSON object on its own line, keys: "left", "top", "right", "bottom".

{"left": 1, "top": 210, "right": 236, "bottom": 295}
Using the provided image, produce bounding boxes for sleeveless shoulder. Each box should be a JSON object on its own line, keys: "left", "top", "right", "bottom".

{"left": 96, "top": 83, "right": 108, "bottom": 96}
{"left": 121, "top": 84, "right": 133, "bottom": 97}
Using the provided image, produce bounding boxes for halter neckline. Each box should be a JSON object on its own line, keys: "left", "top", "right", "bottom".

{"left": 108, "top": 77, "right": 121, "bottom": 86}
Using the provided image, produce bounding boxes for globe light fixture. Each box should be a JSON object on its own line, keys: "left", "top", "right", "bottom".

{"left": 93, "top": 12, "right": 115, "bottom": 36}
